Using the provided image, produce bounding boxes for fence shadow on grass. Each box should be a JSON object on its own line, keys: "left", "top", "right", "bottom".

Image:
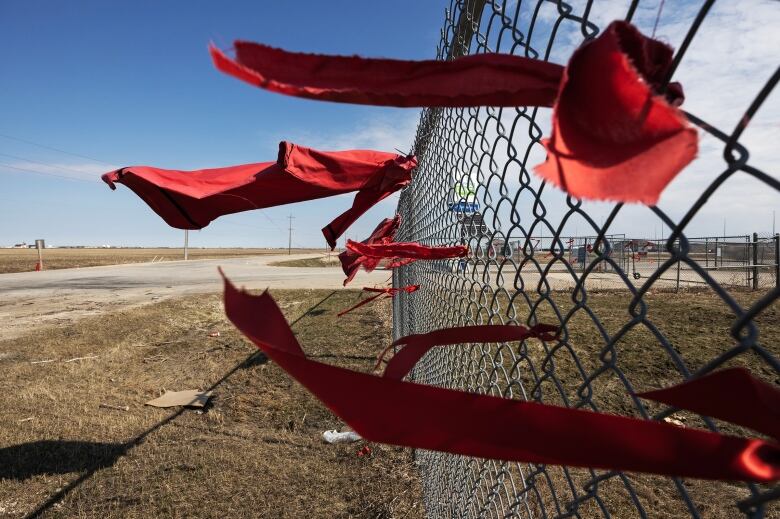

{"left": 0, "top": 440, "right": 127, "bottom": 481}
{"left": 23, "top": 290, "right": 336, "bottom": 519}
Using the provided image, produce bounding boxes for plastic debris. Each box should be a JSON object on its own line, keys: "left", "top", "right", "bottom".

{"left": 323, "top": 430, "right": 362, "bottom": 444}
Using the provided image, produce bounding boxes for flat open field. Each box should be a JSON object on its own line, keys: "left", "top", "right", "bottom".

{"left": 0, "top": 248, "right": 323, "bottom": 274}
{"left": 0, "top": 290, "right": 422, "bottom": 518}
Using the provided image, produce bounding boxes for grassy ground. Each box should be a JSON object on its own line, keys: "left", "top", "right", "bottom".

{"left": 2, "top": 286, "right": 777, "bottom": 517}
{"left": 0, "top": 290, "right": 422, "bottom": 518}
{"left": 0, "top": 248, "right": 319, "bottom": 274}
{"left": 269, "top": 255, "right": 341, "bottom": 268}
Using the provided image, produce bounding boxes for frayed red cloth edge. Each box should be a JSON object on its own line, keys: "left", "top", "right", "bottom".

{"left": 337, "top": 285, "right": 419, "bottom": 317}
{"left": 339, "top": 216, "right": 401, "bottom": 286}
{"left": 533, "top": 21, "right": 697, "bottom": 204}
{"left": 222, "top": 272, "right": 780, "bottom": 483}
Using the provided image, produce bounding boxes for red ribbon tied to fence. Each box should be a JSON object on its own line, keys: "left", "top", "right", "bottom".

{"left": 337, "top": 285, "right": 420, "bottom": 318}
{"left": 533, "top": 21, "right": 697, "bottom": 205}
{"left": 209, "top": 39, "right": 563, "bottom": 108}
{"left": 339, "top": 216, "right": 401, "bottom": 286}
{"left": 211, "top": 21, "right": 696, "bottom": 205}
{"left": 222, "top": 273, "right": 779, "bottom": 483}
{"left": 345, "top": 240, "right": 468, "bottom": 261}
{"left": 102, "top": 142, "right": 415, "bottom": 249}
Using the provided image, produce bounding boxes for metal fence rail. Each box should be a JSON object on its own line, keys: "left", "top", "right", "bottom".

{"left": 392, "top": 1, "right": 779, "bottom": 517}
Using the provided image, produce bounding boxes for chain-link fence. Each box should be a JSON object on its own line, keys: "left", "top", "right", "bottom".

{"left": 392, "top": 0, "right": 780, "bottom": 517}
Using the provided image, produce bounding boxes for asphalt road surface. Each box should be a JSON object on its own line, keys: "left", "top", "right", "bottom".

{"left": 0, "top": 254, "right": 389, "bottom": 340}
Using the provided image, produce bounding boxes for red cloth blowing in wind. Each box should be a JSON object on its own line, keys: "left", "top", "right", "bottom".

{"left": 221, "top": 275, "right": 780, "bottom": 482}
{"left": 339, "top": 216, "right": 400, "bottom": 286}
{"left": 211, "top": 21, "right": 696, "bottom": 205}
{"left": 534, "top": 21, "right": 697, "bottom": 205}
{"left": 102, "top": 142, "right": 416, "bottom": 249}
{"left": 209, "top": 41, "right": 563, "bottom": 108}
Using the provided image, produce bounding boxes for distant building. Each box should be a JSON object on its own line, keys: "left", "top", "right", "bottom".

{"left": 12, "top": 242, "right": 28, "bottom": 248}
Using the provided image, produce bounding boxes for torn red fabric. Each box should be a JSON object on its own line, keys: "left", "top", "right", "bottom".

{"left": 339, "top": 216, "right": 400, "bottom": 286}
{"left": 639, "top": 368, "right": 780, "bottom": 440}
{"left": 102, "top": 142, "right": 415, "bottom": 249}
{"left": 375, "top": 324, "right": 558, "bottom": 380}
{"left": 386, "top": 257, "right": 417, "bottom": 269}
{"left": 212, "top": 21, "right": 697, "bottom": 206}
{"left": 210, "top": 42, "right": 563, "bottom": 108}
{"left": 346, "top": 240, "right": 468, "bottom": 260}
{"left": 534, "top": 21, "right": 698, "bottom": 204}
{"left": 337, "top": 285, "right": 419, "bottom": 317}
{"left": 222, "top": 274, "right": 779, "bottom": 482}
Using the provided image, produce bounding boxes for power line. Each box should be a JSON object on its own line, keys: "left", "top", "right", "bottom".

{"left": 0, "top": 133, "right": 114, "bottom": 166}
{"left": 0, "top": 151, "right": 109, "bottom": 178}
{"left": 0, "top": 161, "right": 95, "bottom": 184}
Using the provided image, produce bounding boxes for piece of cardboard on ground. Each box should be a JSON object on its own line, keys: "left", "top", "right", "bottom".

{"left": 145, "top": 390, "right": 213, "bottom": 408}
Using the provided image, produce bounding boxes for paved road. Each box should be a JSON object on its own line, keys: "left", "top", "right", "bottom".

{"left": 0, "top": 254, "right": 389, "bottom": 340}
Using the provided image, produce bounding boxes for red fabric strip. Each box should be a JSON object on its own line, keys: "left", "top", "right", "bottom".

{"left": 212, "top": 21, "right": 697, "bottom": 206}
{"left": 210, "top": 42, "right": 563, "bottom": 108}
{"left": 221, "top": 274, "right": 779, "bottom": 483}
{"left": 639, "top": 368, "right": 780, "bottom": 441}
{"left": 386, "top": 257, "right": 417, "bottom": 269}
{"left": 102, "top": 141, "right": 415, "bottom": 248}
{"left": 346, "top": 240, "right": 468, "bottom": 260}
{"left": 337, "top": 285, "right": 419, "bottom": 317}
{"left": 534, "top": 21, "right": 697, "bottom": 205}
{"left": 377, "top": 324, "right": 558, "bottom": 381}
{"left": 339, "top": 216, "right": 400, "bottom": 286}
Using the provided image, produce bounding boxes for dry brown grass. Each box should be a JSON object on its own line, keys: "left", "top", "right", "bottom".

{"left": 0, "top": 290, "right": 422, "bottom": 518}
{"left": 448, "top": 288, "right": 780, "bottom": 518}
{"left": 0, "top": 248, "right": 319, "bottom": 274}
{"left": 2, "top": 285, "right": 778, "bottom": 518}
{"left": 269, "top": 255, "right": 341, "bottom": 268}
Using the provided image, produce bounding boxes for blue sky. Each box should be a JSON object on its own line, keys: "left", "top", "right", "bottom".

{"left": 1, "top": 1, "right": 777, "bottom": 248}
{"left": 0, "top": 1, "right": 440, "bottom": 247}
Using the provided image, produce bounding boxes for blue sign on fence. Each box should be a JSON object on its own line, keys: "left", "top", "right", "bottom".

{"left": 449, "top": 201, "right": 480, "bottom": 213}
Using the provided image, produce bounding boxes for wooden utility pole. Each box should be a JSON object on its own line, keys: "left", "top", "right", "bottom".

{"left": 287, "top": 214, "right": 295, "bottom": 255}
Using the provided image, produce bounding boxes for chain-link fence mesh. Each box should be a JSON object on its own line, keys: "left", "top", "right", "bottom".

{"left": 392, "top": 1, "right": 780, "bottom": 517}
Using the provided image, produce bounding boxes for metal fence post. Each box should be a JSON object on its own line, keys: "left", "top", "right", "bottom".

{"left": 716, "top": 237, "right": 720, "bottom": 267}
{"left": 752, "top": 232, "right": 759, "bottom": 290}
{"left": 775, "top": 233, "right": 779, "bottom": 288}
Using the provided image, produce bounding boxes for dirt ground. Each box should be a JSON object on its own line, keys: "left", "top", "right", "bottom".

{"left": 0, "top": 248, "right": 322, "bottom": 274}
{"left": 0, "top": 290, "right": 422, "bottom": 518}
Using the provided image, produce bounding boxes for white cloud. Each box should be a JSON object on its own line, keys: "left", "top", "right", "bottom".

{"left": 279, "top": 111, "right": 421, "bottom": 153}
